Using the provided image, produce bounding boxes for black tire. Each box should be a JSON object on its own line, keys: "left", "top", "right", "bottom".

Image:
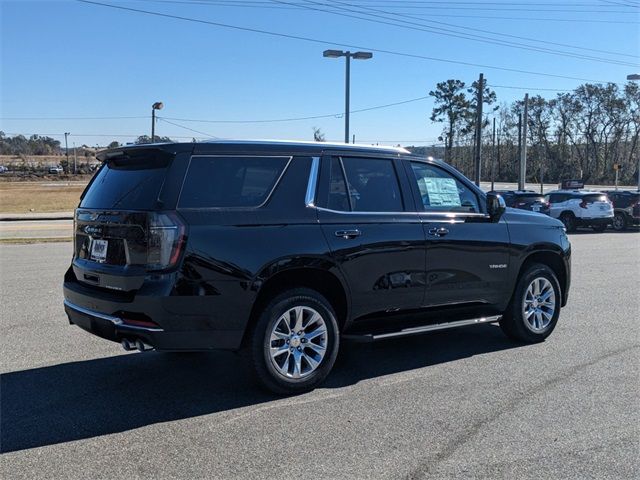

{"left": 591, "top": 224, "right": 607, "bottom": 232}
{"left": 500, "top": 263, "right": 561, "bottom": 343}
{"left": 612, "top": 213, "right": 627, "bottom": 231}
{"left": 559, "top": 212, "right": 577, "bottom": 233}
{"left": 247, "top": 288, "right": 339, "bottom": 395}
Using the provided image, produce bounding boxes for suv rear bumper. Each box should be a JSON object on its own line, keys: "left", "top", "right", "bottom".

{"left": 63, "top": 278, "right": 246, "bottom": 351}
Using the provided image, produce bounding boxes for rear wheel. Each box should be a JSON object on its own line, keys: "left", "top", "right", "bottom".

{"left": 591, "top": 224, "right": 607, "bottom": 232}
{"left": 247, "top": 288, "right": 339, "bottom": 395}
{"left": 612, "top": 213, "right": 627, "bottom": 231}
{"left": 559, "top": 212, "right": 577, "bottom": 233}
{"left": 500, "top": 263, "right": 561, "bottom": 343}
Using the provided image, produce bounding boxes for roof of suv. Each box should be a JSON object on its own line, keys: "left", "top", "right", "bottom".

{"left": 100, "top": 140, "right": 413, "bottom": 160}
{"left": 547, "top": 190, "right": 606, "bottom": 195}
{"left": 198, "top": 139, "right": 411, "bottom": 154}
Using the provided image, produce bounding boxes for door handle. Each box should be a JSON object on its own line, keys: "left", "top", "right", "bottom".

{"left": 427, "top": 227, "right": 449, "bottom": 237}
{"left": 335, "top": 229, "right": 361, "bottom": 239}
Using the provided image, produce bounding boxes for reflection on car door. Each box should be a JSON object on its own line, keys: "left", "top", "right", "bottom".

{"left": 317, "top": 155, "right": 426, "bottom": 320}
{"left": 405, "top": 160, "right": 511, "bottom": 309}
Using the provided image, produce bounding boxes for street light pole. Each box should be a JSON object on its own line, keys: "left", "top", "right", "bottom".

{"left": 345, "top": 53, "right": 351, "bottom": 144}
{"left": 323, "top": 49, "right": 373, "bottom": 143}
{"left": 151, "top": 102, "right": 164, "bottom": 143}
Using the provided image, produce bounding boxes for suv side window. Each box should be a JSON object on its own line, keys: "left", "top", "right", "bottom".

{"left": 410, "top": 162, "right": 480, "bottom": 213}
{"left": 327, "top": 157, "right": 404, "bottom": 212}
{"left": 179, "top": 156, "right": 290, "bottom": 208}
{"left": 548, "top": 193, "right": 567, "bottom": 203}
{"left": 327, "top": 157, "right": 350, "bottom": 211}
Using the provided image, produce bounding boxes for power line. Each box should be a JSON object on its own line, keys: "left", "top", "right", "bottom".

{"left": 133, "top": 0, "right": 639, "bottom": 11}
{"left": 75, "top": 1, "right": 626, "bottom": 83}
{"left": 1, "top": 132, "right": 207, "bottom": 139}
{"left": 266, "top": 0, "right": 640, "bottom": 65}
{"left": 159, "top": 95, "right": 430, "bottom": 124}
{"left": 157, "top": 117, "right": 220, "bottom": 138}
{"left": 0, "top": 115, "right": 148, "bottom": 120}
{"left": 282, "top": 0, "right": 637, "bottom": 65}
{"left": 132, "top": 1, "right": 640, "bottom": 23}
{"left": 319, "top": 0, "right": 638, "bottom": 59}
{"left": 487, "top": 84, "right": 573, "bottom": 92}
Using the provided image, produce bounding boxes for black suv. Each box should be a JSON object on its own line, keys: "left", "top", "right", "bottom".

{"left": 488, "top": 190, "right": 550, "bottom": 216}
{"left": 63, "top": 141, "right": 571, "bottom": 394}
{"left": 603, "top": 190, "right": 640, "bottom": 231}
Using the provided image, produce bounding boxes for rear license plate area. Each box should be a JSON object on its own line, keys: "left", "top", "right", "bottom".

{"left": 90, "top": 239, "right": 108, "bottom": 262}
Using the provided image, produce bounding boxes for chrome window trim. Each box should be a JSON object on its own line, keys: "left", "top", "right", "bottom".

{"left": 305, "top": 156, "right": 320, "bottom": 207}
{"left": 177, "top": 155, "right": 293, "bottom": 211}
{"left": 315, "top": 205, "right": 487, "bottom": 218}
{"left": 64, "top": 299, "right": 164, "bottom": 332}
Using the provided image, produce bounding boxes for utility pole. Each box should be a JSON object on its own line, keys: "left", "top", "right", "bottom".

{"left": 491, "top": 117, "right": 496, "bottom": 191}
{"left": 497, "top": 136, "right": 501, "bottom": 185}
{"left": 517, "top": 114, "right": 522, "bottom": 190}
{"left": 352, "top": 134, "right": 355, "bottom": 144}
{"left": 519, "top": 94, "right": 529, "bottom": 190}
{"left": 73, "top": 142, "right": 77, "bottom": 175}
{"left": 474, "top": 73, "right": 484, "bottom": 186}
{"left": 64, "top": 132, "right": 70, "bottom": 172}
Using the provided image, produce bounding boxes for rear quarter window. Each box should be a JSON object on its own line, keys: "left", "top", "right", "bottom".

{"left": 178, "top": 156, "right": 290, "bottom": 208}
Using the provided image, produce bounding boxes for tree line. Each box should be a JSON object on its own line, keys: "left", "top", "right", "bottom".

{"left": 417, "top": 79, "right": 640, "bottom": 185}
{"left": 0, "top": 133, "right": 176, "bottom": 157}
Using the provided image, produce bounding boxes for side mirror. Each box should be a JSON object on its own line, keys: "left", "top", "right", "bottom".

{"left": 486, "top": 192, "right": 506, "bottom": 221}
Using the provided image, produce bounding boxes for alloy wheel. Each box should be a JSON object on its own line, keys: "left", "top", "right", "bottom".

{"left": 522, "top": 277, "right": 556, "bottom": 332}
{"left": 268, "top": 306, "right": 328, "bottom": 379}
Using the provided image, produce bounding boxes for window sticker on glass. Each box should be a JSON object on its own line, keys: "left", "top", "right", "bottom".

{"left": 424, "top": 177, "right": 461, "bottom": 207}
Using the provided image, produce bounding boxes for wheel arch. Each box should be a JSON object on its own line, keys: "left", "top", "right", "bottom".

{"left": 241, "top": 266, "right": 350, "bottom": 348}
{"left": 513, "top": 249, "right": 569, "bottom": 308}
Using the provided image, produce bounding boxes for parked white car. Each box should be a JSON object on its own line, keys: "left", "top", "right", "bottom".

{"left": 545, "top": 190, "right": 614, "bottom": 232}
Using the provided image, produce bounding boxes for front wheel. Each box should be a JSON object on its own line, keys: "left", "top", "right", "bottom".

{"left": 500, "top": 263, "right": 561, "bottom": 343}
{"left": 559, "top": 213, "right": 577, "bottom": 233}
{"left": 247, "top": 288, "right": 339, "bottom": 395}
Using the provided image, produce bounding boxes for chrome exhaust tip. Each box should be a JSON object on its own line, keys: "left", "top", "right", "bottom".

{"left": 135, "top": 339, "right": 153, "bottom": 352}
{"left": 121, "top": 338, "right": 136, "bottom": 351}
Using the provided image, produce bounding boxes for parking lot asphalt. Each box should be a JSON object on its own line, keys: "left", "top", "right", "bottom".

{"left": 1, "top": 232, "right": 638, "bottom": 479}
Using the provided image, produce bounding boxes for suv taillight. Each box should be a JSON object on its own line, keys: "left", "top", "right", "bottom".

{"left": 147, "top": 212, "right": 186, "bottom": 270}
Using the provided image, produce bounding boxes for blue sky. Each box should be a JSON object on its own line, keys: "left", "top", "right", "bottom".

{"left": 1, "top": 0, "right": 638, "bottom": 147}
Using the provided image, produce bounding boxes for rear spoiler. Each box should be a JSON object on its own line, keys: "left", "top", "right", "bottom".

{"left": 96, "top": 147, "right": 174, "bottom": 165}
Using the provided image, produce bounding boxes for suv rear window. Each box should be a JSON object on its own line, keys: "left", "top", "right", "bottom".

{"left": 178, "top": 156, "right": 290, "bottom": 208}
{"left": 514, "top": 194, "right": 545, "bottom": 204}
{"left": 581, "top": 194, "right": 607, "bottom": 203}
{"left": 80, "top": 153, "right": 171, "bottom": 210}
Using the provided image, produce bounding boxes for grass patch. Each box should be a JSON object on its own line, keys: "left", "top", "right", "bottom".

{"left": 0, "top": 181, "right": 87, "bottom": 213}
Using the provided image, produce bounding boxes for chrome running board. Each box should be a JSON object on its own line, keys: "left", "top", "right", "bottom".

{"left": 342, "top": 315, "right": 501, "bottom": 342}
